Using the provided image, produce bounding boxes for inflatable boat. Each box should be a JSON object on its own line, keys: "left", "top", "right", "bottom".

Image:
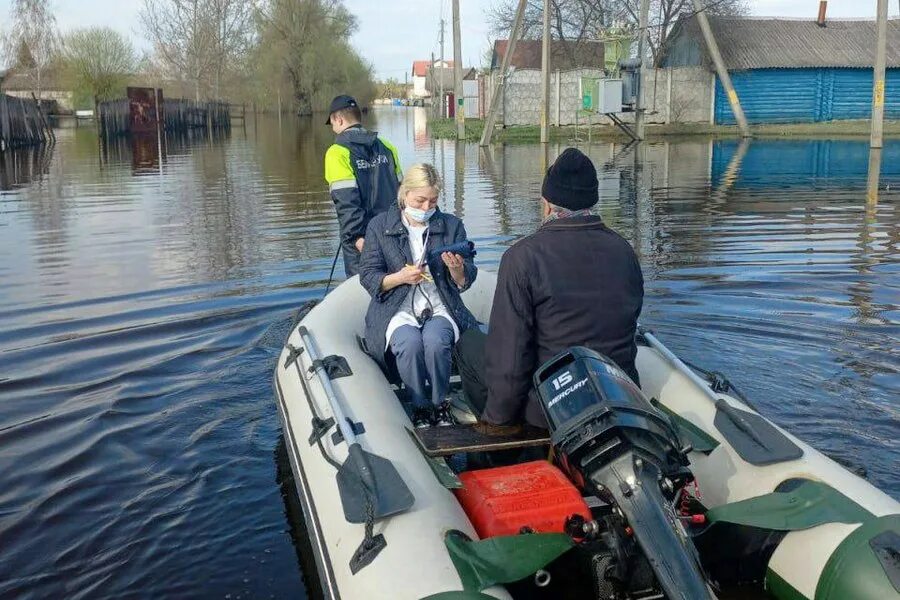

{"left": 273, "top": 271, "right": 899, "bottom": 600}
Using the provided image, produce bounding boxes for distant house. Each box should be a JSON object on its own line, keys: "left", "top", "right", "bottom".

{"left": 426, "top": 67, "right": 479, "bottom": 118}
{"left": 490, "top": 39, "right": 605, "bottom": 71}
{"left": 661, "top": 16, "right": 900, "bottom": 124}
{"left": 410, "top": 59, "right": 453, "bottom": 99}
{"left": 425, "top": 67, "right": 476, "bottom": 96}
{"left": 1, "top": 69, "right": 75, "bottom": 113}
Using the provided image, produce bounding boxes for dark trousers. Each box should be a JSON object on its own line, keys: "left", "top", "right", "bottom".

{"left": 342, "top": 241, "right": 361, "bottom": 277}
{"left": 453, "top": 328, "right": 489, "bottom": 416}
{"left": 454, "top": 328, "right": 549, "bottom": 468}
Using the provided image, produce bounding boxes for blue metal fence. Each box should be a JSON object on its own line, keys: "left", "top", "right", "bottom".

{"left": 715, "top": 68, "right": 900, "bottom": 124}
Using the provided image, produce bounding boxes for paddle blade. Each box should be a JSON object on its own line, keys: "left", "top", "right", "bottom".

{"left": 337, "top": 448, "right": 415, "bottom": 523}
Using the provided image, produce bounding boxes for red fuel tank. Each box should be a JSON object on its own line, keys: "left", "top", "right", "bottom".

{"left": 454, "top": 460, "right": 591, "bottom": 539}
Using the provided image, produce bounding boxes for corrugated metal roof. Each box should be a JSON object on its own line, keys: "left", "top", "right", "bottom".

{"left": 670, "top": 17, "right": 900, "bottom": 70}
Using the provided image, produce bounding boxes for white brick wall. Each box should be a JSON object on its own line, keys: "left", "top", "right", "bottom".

{"left": 486, "top": 66, "right": 713, "bottom": 126}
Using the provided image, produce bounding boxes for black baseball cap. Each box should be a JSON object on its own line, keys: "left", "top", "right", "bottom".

{"left": 326, "top": 95, "right": 358, "bottom": 124}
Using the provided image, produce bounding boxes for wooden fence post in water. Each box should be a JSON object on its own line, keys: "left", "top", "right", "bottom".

{"left": 19, "top": 97, "right": 35, "bottom": 146}
{"left": 0, "top": 94, "right": 8, "bottom": 152}
{"left": 31, "top": 93, "right": 54, "bottom": 143}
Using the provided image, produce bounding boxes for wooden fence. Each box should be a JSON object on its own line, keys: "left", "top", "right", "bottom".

{"left": 97, "top": 98, "right": 231, "bottom": 137}
{"left": 0, "top": 94, "right": 55, "bottom": 152}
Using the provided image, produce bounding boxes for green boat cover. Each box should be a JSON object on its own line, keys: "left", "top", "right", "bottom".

{"left": 705, "top": 480, "right": 872, "bottom": 531}
{"left": 444, "top": 530, "right": 574, "bottom": 592}
{"left": 815, "top": 514, "right": 900, "bottom": 600}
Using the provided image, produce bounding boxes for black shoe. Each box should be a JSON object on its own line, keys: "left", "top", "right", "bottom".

{"left": 412, "top": 408, "right": 433, "bottom": 429}
{"left": 434, "top": 401, "right": 454, "bottom": 427}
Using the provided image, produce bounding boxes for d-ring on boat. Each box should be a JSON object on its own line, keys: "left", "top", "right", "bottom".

{"left": 273, "top": 271, "right": 900, "bottom": 600}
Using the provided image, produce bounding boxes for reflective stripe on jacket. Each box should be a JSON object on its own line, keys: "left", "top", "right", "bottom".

{"left": 324, "top": 126, "right": 402, "bottom": 245}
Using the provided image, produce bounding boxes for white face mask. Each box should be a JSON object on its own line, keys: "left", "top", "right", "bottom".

{"left": 404, "top": 205, "right": 436, "bottom": 223}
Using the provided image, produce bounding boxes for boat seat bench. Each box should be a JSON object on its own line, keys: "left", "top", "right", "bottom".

{"left": 415, "top": 424, "right": 550, "bottom": 457}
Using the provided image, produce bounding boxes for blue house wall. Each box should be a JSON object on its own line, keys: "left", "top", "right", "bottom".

{"left": 715, "top": 68, "right": 900, "bottom": 124}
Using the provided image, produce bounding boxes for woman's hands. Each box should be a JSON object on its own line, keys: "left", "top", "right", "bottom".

{"left": 396, "top": 264, "right": 426, "bottom": 285}
{"left": 442, "top": 252, "right": 466, "bottom": 288}
{"left": 380, "top": 254, "right": 466, "bottom": 292}
{"left": 381, "top": 264, "right": 425, "bottom": 291}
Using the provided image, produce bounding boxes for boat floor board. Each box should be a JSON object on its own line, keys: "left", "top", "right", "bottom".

{"left": 416, "top": 424, "right": 550, "bottom": 457}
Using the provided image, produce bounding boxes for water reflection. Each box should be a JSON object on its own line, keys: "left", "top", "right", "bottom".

{"left": 0, "top": 109, "right": 897, "bottom": 599}
{"left": 712, "top": 138, "right": 900, "bottom": 187}
{"left": 0, "top": 144, "right": 53, "bottom": 191}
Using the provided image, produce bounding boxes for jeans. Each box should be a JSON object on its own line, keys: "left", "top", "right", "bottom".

{"left": 388, "top": 317, "right": 455, "bottom": 409}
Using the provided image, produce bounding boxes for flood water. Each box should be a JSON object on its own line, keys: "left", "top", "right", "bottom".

{"left": 1, "top": 108, "right": 898, "bottom": 599}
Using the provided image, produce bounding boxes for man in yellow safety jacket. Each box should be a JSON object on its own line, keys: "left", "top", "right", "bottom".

{"left": 324, "top": 95, "right": 402, "bottom": 276}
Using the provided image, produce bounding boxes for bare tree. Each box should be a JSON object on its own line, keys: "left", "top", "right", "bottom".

{"left": 487, "top": 0, "right": 746, "bottom": 66}
{"left": 0, "top": 24, "right": 9, "bottom": 70}
{"left": 488, "top": 0, "right": 617, "bottom": 65}
{"left": 618, "top": 0, "right": 746, "bottom": 64}
{"left": 206, "top": 0, "right": 254, "bottom": 98}
{"left": 140, "top": 0, "right": 214, "bottom": 100}
{"left": 3, "top": 0, "right": 59, "bottom": 99}
{"left": 140, "top": 0, "right": 249, "bottom": 100}
{"left": 62, "top": 27, "right": 136, "bottom": 103}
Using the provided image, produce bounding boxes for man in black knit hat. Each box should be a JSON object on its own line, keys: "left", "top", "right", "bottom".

{"left": 455, "top": 148, "right": 644, "bottom": 435}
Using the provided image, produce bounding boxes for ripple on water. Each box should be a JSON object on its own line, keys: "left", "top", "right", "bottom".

{"left": 0, "top": 115, "right": 897, "bottom": 598}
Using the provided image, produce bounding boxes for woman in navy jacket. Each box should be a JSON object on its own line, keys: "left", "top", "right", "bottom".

{"left": 359, "top": 163, "right": 478, "bottom": 428}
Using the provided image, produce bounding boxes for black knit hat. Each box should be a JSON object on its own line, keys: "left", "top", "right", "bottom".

{"left": 541, "top": 148, "right": 599, "bottom": 211}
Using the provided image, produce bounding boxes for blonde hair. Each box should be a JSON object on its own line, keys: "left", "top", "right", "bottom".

{"left": 398, "top": 163, "right": 442, "bottom": 207}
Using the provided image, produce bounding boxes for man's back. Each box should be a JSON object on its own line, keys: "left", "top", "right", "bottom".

{"left": 484, "top": 215, "right": 644, "bottom": 427}
{"left": 324, "top": 125, "right": 401, "bottom": 275}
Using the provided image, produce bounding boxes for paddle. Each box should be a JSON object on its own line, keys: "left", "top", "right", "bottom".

{"left": 297, "top": 326, "right": 415, "bottom": 524}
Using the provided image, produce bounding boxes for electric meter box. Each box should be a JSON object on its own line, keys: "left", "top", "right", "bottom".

{"left": 596, "top": 79, "right": 623, "bottom": 114}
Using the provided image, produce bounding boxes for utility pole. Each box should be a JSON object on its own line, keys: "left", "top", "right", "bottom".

{"left": 431, "top": 51, "right": 436, "bottom": 118}
{"left": 634, "top": 0, "right": 650, "bottom": 140}
{"left": 692, "top": 0, "right": 751, "bottom": 137}
{"left": 480, "top": 0, "right": 528, "bottom": 146}
{"left": 439, "top": 18, "right": 446, "bottom": 119}
{"left": 452, "top": 0, "right": 465, "bottom": 138}
{"left": 870, "top": 0, "right": 888, "bottom": 151}
{"left": 867, "top": 0, "right": 889, "bottom": 202}
{"left": 540, "top": 0, "right": 551, "bottom": 143}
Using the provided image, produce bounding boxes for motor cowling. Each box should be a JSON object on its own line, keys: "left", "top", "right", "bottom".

{"left": 534, "top": 347, "right": 713, "bottom": 600}
{"left": 534, "top": 346, "right": 688, "bottom": 480}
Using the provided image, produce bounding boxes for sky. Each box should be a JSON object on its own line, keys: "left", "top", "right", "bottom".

{"left": 1, "top": 0, "right": 898, "bottom": 79}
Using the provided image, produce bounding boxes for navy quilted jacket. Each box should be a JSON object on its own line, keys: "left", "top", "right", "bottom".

{"left": 359, "top": 206, "right": 478, "bottom": 368}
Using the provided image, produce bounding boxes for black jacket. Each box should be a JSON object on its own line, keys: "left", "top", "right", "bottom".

{"left": 483, "top": 215, "right": 644, "bottom": 428}
{"left": 324, "top": 126, "right": 402, "bottom": 275}
{"left": 359, "top": 206, "right": 479, "bottom": 369}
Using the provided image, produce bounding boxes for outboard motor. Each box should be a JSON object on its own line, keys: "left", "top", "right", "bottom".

{"left": 535, "top": 347, "right": 714, "bottom": 600}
